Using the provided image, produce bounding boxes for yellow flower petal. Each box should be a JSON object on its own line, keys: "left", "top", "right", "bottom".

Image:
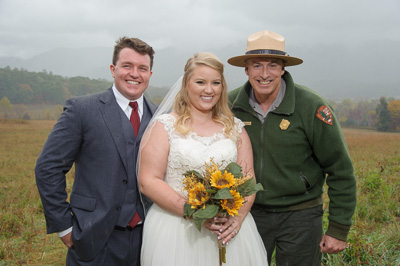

{"left": 221, "top": 190, "right": 244, "bottom": 216}
{"left": 187, "top": 182, "right": 210, "bottom": 208}
{"left": 210, "top": 170, "right": 236, "bottom": 189}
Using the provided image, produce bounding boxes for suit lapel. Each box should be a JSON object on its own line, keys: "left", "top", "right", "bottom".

{"left": 99, "top": 88, "right": 128, "bottom": 174}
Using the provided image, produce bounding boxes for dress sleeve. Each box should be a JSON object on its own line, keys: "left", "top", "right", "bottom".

{"left": 233, "top": 117, "right": 245, "bottom": 135}
{"left": 154, "top": 113, "right": 176, "bottom": 139}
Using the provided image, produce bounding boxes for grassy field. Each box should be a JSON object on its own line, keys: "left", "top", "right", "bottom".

{"left": 0, "top": 120, "right": 399, "bottom": 265}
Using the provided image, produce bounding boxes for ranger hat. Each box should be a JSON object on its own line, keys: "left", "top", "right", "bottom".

{"left": 228, "top": 30, "right": 303, "bottom": 67}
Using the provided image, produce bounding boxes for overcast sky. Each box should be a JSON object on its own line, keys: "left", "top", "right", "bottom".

{"left": 1, "top": 0, "right": 400, "bottom": 99}
{"left": 1, "top": 0, "right": 399, "bottom": 58}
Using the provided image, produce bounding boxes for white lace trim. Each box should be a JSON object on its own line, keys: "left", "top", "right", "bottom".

{"left": 155, "top": 113, "right": 244, "bottom": 146}
{"left": 153, "top": 113, "right": 242, "bottom": 196}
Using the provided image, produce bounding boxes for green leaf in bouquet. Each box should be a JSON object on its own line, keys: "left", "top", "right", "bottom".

{"left": 206, "top": 189, "right": 218, "bottom": 194}
{"left": 223, "top": 162, "right": 243, "bottom": 179}
{"left": 213, "top": 187, "right": 234, "bottom": 200}
{"left": 193, "top": 204, "right": 219, "bottom": 231}
{"left": 183, "top": 202, "right": 196, "bottom": 217}
{"left": 237, "top": 177, "right": 264, "bottom": 197}
{"left": 254, "top": 183, "right": 263, "bottom": 192}
{"left": 184, "top": 170, "right": 204, "bottom": 180}
{"left": 193, "top": 217, "right": 207, "bottom": 232}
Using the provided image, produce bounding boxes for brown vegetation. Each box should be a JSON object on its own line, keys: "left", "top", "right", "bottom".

{"left": 0, "top": 121, "right": 399, "bottom": 264}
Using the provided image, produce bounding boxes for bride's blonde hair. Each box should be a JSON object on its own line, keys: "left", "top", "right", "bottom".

{"left": 173, "top": 52, "right": 238, "bottom": 141}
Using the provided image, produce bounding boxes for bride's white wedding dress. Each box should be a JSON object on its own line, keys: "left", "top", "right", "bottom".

{"left": 141, "top": 114, "right": 268, "bottom": 266}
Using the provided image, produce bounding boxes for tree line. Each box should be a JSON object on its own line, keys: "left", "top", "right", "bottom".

{"left": 328, "top": 97, "right": 400, "bottom": 132}
{"left": 0, "top": 66, "right": 167, "bottom": 105}
{"left": 1, "top": 66, "right": 399, "bottom": 132}
{"left": 0, "top": 67, "right": 167, "bottom": 120}
{"left": 0, "top": 66, "right": 113, "bottom": 105}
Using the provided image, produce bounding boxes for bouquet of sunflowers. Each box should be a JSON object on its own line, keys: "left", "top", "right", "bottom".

{"left": 182, "top": 158, "right": 263, "bottom": 264}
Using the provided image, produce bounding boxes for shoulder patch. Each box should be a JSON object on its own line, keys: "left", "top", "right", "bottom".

{"left": 316, "top": 105, "right": 333, "bottom": 125}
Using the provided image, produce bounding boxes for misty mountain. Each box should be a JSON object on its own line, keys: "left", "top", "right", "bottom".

{"left": 1, "top": 40, "right": 399, "bottom": 101}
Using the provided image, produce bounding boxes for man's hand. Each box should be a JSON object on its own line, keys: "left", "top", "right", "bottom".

{"left": 60, "top": 232, "right": 73, "bottom": 248}
{"left": 319, "top": 234, "right": 346, "bottom": 254}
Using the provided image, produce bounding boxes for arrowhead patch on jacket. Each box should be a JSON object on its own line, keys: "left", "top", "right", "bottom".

{"left": 316, "top": 105, "right": 333, "bottom": 125}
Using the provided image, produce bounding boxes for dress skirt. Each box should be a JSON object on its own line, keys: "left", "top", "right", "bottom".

{"left": 141, "top": 204, "right": 268, "bottom": 266}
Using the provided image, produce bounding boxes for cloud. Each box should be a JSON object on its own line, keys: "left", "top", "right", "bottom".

{"left": 1, "top": 0, "right": 399, "bottom": 58}
{"left": 0, "top": 0, "right": 399, "bottom": 99}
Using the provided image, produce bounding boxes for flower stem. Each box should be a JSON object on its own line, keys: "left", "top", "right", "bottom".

{"left": 218, "top": 240, "right": 226, "bottom": 264}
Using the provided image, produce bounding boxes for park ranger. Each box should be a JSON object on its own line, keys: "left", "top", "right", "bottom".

{"left": 228, "top": 30, "right": 357, "bottom": 265}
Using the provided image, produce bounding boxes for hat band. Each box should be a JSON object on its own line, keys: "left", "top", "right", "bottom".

{"left": 246, "top": 49, "right": 287, "bottom": 56}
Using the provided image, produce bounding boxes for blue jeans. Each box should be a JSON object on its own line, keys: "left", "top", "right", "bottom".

{"left": 251, "top": 205, "right": 323, "bottom": 266}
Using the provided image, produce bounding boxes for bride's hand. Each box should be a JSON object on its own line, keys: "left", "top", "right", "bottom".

{"left": 217, "top": 215, "right": 243, "bottom": 245}
{"left": 202, "top": 216, "right": 228, "bottom": 235}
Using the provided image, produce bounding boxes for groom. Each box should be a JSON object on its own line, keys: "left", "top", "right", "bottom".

{"left": 35, "top": 37, "right": 157, "bottom": 265}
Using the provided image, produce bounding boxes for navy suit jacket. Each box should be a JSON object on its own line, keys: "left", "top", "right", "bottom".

{"left": 35, "top": 88, "right": 157, "bottom": 260}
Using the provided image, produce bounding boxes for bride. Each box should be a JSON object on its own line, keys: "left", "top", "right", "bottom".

{"left": 138, "top": 52, "right": 268, "bottom": 265}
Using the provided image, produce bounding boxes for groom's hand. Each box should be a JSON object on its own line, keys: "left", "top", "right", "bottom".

{"left": 319, "top": 234, "right": 346, "bottom": 254}
{"left": 60, "top": 232, "right": 73, "bottom": 248}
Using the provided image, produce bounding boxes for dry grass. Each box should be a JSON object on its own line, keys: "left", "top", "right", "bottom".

{"left": 1, "top": 122, "right": 399, "bottom": 265}
{"left": 322, "top": 128, "right": 400, "bottom": 265}
{"left": 0, "top": 120, "right": 73, "bottom": 264}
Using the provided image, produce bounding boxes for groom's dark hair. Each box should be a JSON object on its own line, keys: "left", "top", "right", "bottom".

{"left": 112, "top": 37, "right": 155, "bottom": 69}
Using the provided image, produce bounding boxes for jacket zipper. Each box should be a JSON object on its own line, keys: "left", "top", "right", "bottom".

{"left": 235, "top": 105, "right": 264, "bottom": 184}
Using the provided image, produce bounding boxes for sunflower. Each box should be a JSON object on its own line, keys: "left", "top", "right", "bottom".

{"left": 210, "top": 170, "right": 236, "bottom": 189}
{"left": 221, "top": 190, "right": 244, "bottom": 216}
{"left": 187, "top": 182, "right": 210, "bottom": 209}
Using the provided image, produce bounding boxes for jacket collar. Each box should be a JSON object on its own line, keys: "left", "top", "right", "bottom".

{"left": 275, "top": 71, "right": 295, "bottom": 115}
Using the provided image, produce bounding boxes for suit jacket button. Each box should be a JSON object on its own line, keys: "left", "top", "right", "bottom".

{"left": 123, "top": 179, "right": 128, "bottom": 184}
{"left": 116, "top": 207, "right": 121, "bottom": 211}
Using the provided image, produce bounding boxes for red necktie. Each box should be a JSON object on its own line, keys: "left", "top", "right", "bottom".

{"left": 128, "top": 101, "right": 142, "bottom": 228}
{"left": 129, "top": 101, "right": 140, "bottom": 136}
{"left": 128, "top": 211, "right": 141, "bottom": 228}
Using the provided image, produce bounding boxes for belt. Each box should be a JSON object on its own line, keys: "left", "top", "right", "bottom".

{"left": 114, "top": 223, "right": 143, "bottom": 231}
{"left": 253, "top": 197, "right": 323, "bottom": 212}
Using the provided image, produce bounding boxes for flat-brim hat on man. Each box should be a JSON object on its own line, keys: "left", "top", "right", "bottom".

{"left": 228, "top": 30, "right": 303, "bottom": 67}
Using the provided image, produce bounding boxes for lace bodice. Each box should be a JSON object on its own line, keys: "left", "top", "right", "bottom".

{"left": 156, "top": 114, "right": 244, "bottom": 196}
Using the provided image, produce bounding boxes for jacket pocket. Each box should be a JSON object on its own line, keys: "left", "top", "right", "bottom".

{"left": 300, "top": 172, "right": 312, "bottom": 190}
{"left": 70, "top": 194, "right": 97, "bottom": 212}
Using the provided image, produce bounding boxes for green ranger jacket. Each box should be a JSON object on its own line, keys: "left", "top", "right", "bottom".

{"left": 228, "top": 71, "right": 357, "bottom": 241}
